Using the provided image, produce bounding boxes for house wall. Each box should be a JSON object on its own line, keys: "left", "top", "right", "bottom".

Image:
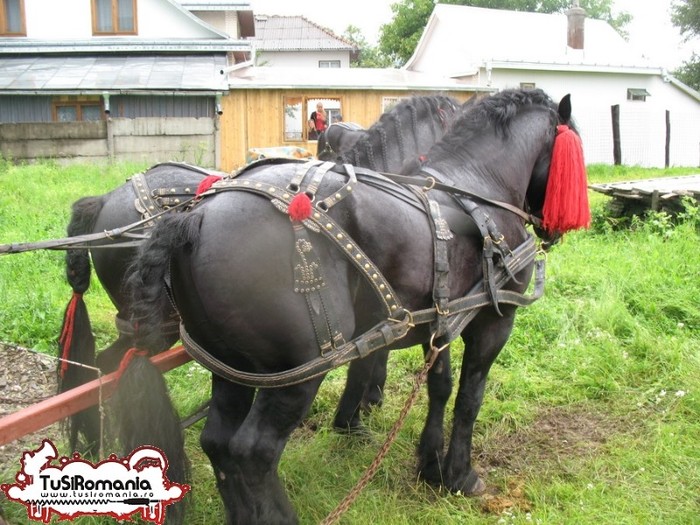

{"left": 257, "top": 51, "right": 351, "bottom": 68}
{"left": 22, "top": 0, "right": 216, "bottom": 39}
{"left": 219, "top": 89, "right": 476, "bottom": 171}
{"left": 192, "top": 10, "right": 241, "bottom": 37}
{"left": 0, "top": 118, "right": 217, "bottom": 166}
{"left": 487, "top": 69, "right": 700, "bottom": 167}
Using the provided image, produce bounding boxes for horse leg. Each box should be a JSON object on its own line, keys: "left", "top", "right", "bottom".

{"left": 441, "top": 308, "right": 517, "bottom": 494}
{"left": 333, "top": 354, "right": 378, "bottom": 432}
{"left": 416, "top": 343, "right": 452, "bottom": 485}
{"left": 200, "top": 375, "right": 255, "bottom": 521}
{"left": 213, "top": 378, "right": 323, "bottom": 524}
{"left": 360, "top": 348, "right": 389, "bottom": 410}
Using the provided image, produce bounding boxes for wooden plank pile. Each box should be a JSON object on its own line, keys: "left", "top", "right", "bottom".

{"left": 589, "top": 174, "right": 700, "bottom": 216}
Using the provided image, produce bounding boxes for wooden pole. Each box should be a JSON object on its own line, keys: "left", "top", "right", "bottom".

{"left": 611, "top": 104, "right": 621, "bottom": 165}
{"left": 0, "top": 346, "right": 191, "bottom": 446}
{"left": 665, "top": 110, "right": 671, "bottom": 168}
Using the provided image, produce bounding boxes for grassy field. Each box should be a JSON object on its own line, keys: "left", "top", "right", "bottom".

{"left": 1, "top": 160, "right": 699, "bottom": 524}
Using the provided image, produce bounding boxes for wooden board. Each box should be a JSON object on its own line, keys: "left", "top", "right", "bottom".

{"left": 0, "top": 346, "right": 191, "bottom": 446}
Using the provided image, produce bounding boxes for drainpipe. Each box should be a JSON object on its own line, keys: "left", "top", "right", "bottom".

{"left": 103, "top": 92, "right": 113, "bottom": 161}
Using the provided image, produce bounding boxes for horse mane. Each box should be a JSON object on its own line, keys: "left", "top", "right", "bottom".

{"left": 340, "top": 95, "right": 461, "bottom": 172}
{"left": 452, "top": 89, "right": 558, "bottom": 142}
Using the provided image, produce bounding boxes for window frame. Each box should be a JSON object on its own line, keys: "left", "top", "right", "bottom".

{"left": 91, "top": 0, "right": 137, "bottom": 36}
{"left": 627, "top": 88, "right": 650, "bottom": 102}
{"left": 0, "top": 0, "right": 26, "bottom": 36}
{"left": 52, "top": 100, "right": 104, "bottom": 122}
{"left": 318, "top": 60, "right": 341, "bottom": 69}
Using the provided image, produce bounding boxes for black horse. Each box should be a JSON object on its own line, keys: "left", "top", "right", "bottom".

{"left": 316, "top": 122, "right": 366, "bottom": 161}
{"left": 120, "top": 88, "right": 589, "bottom": 524}
{"left": 59, "top": 95, "right": 464, "bottom": 451}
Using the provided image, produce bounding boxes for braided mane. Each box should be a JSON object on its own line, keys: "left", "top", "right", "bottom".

{"left": 340, "top": 95, "right": 460, "bottom": 172}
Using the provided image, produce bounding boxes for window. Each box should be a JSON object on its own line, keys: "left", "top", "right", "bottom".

{"left": 627, "top": 88, "right": 650, "bottom": 102}
{"left": 520, "top": 82, "right": 536, "bottom": 89}
{"left": 318, "top": 60, "right": 341, "bottom": 69}
{"left": 53, "top": 100, "right": 103, "bottom": 122}
{"left": 0, "top": 0, "right": 26, "bottom": 36}
{"left": 92, "top": 0, "right": 136, "bottom": 35}
{"left": 283, "top": 96, "right": 342, "bottom": 142}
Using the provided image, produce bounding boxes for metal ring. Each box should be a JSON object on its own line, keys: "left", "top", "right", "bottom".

{"left": 422, "top": 177, "right": 436, "bottom": 192}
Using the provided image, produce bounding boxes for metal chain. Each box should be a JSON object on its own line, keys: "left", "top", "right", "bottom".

{"left": 320, "top": 341, "right": 447, "bottom": 525}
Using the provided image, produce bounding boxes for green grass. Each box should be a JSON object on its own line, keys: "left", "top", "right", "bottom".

{"left": 1, "top": 162, "right": 699, "bottom": 524}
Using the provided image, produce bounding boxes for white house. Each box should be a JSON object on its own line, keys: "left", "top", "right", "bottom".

{"left": 0, "top": 0, "right": 254, "bottom": 165}
{"left": 251, "top": 15, "right": 357, "bottom": 68}
{"left": 405, "top": 4, "right": 700, "bottom": 168}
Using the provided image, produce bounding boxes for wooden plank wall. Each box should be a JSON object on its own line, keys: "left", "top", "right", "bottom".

{"left": 220, "top": 89, "right": 476, "bottom": 172}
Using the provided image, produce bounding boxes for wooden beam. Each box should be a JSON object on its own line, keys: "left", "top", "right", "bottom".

{"left": 0, "top": 346, "right": 191, "bottom": 446}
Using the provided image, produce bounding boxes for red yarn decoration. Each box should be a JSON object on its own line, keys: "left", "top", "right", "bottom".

{"left": 114, "top": 348, "right": 148, "bottom": 384}
{"left": 288, "top": 193, "right": 313, "bottom": 221}
{"left": 58, "top": 292, "right": 82, "bottom": 378}
{"left": 542, "top": 125, "right": 591, "bottom": 233}
{"left": 195, "top": 175, "right": 223, "bottom": 197}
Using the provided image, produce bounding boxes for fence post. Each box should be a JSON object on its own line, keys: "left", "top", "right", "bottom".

{"left": 611, "top": 104, "right": 621, "bottom": 165}
{"left": 665, "top": 110, "right": 670, "bottom": 168}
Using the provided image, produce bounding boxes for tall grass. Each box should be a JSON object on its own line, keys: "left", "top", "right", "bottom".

{"left": 1, "top": 162, "right": 698, "bottom": 524}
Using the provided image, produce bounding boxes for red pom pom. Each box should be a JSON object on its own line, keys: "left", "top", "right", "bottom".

{"left": 288, "top": 193, "right": 312, "bottom": 221}
{"left": 195, "top": 175, "right": 223, "bottom": 197}
{"left": 542, "top": 125, "right": 591, "bottom": 234}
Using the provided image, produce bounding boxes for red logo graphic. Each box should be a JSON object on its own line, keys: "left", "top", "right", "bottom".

{"left": 1, "top": 439, "right": 189, "bottom": 524}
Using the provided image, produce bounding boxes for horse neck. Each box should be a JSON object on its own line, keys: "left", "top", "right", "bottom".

{"left": 429, "top": 109, "right": 555, "bottom": 207}
{"left": 342, "top": 98, "right": 454, "bottom": 173}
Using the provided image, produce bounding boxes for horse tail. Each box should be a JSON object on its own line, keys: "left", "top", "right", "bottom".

{"left": 109, "top": 212, "right": 203, "bottom": 524}
{"left": 58, "top": 195, "right": 104, "bottom": 453}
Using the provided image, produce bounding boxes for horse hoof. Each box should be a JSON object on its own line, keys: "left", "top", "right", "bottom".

{"left": 467, "top": 476, "right": 487, "bottom": 496}
{"left": 333, "top": 423, "right": 370, "bottom": 438}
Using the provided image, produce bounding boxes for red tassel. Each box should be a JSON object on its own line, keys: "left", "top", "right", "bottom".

{"left": 288, "top": 193, "right": 312, "bottom": 221}
{"left": 195, "top": 175, "right": 223, "bottom": 197}
{"left": 542, "top": 125, "right": 591, "bottom": 233}
{"left": 58, "top": 292, "right": 82, "bottom": 378}
{"left": 114, "top": 348, "right": 148, "bottom": 384}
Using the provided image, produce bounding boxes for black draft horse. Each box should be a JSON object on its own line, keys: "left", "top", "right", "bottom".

{"left": 58, "top": 95, "right": 464, "bottom": 451}
{"left": 120, "top": 88, "right": 589, "bottom": 524}
{"left": 316, "top": 121, "right": 366, "bottom": 161}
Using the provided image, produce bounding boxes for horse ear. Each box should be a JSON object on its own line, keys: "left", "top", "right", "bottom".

{"left": 558, "top": 94, "right": 572, "bottom": 123}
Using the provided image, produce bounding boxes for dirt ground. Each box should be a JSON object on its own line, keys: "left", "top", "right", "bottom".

{"left": 0, "top": 343, "right": 62, "bottom": 476}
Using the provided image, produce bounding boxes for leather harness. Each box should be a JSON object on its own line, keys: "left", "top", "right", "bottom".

{"left": 178, "top": 158, "right": 546, "bottom": 388}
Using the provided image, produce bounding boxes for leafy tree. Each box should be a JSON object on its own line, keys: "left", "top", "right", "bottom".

{"left": 342, "top": 25, "right": 393, "bottom": 68}
{"left": 378, "top": 0, "right": 631, "bottom": 66}
{"left": 671, "top": 0, "right": 700, "bottom": 90}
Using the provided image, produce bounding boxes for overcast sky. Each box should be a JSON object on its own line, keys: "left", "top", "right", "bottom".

{"left": 250, "top": 0, "right": 699, "bottom": 70}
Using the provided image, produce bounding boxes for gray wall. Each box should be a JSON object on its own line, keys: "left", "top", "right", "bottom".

{"left": 0, "top": 117, "right": 218, "bottom": 167}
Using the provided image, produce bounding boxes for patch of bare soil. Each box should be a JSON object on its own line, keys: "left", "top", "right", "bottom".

{"left": 473, "top": 406, "right": 627, "bottom": 515}
{"left": 0, "top": 343, "right": 63, "bottom": 478}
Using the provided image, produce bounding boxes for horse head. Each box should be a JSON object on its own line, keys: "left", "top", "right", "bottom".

{"left": 525, "top": 93, "right": 590, "bottom": 247}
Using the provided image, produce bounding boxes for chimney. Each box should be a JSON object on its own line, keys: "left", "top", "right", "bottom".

{"left": 566, "top": 4, "right": 586, "bottom": 50}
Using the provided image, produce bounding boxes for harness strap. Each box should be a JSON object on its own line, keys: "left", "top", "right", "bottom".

{"left": 180, "top": 237, "right": 543, "bottom": 388}
{"left": 377, "top": 167, "right": 541, "bottom": 227}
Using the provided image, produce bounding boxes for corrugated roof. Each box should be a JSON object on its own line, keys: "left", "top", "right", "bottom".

{"left": 226, "top": 65, "right": 491, "bottom": 92}
{"left": 0, "top": 55, "right": 228, "bottom": 94}
{"left": 252, "top": 15, "right": 355, "bottom": 52}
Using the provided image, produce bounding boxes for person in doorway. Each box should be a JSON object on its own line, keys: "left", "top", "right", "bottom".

{"left": 308, "top": 102, "right": 327, "bottom": 140}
